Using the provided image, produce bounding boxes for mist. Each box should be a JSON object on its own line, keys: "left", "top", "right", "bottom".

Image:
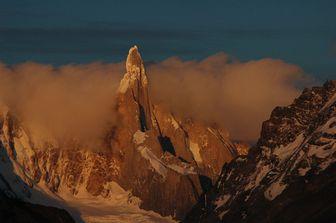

{"left": 147, "top": 53, "right": 311, "bottom": 141}
{"left": 0, "top": 52, "right": 311, "bottom": 145}
{"left": 0, "top": 62, "right": 124, "bottom": 146}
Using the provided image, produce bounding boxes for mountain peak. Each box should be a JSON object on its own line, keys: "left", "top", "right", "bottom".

{"left": 119, "top": 46, "right": 147, "bottom": 94}
{"left": 126, "top": 45, "right": 145, "bottom": 75}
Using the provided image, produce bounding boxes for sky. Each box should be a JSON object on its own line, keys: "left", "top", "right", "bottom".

{"left": 0, "top": 0, "right": 335, "bottom": 81}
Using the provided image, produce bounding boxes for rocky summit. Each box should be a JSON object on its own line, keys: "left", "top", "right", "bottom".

{"left": 184, "top": 81, "right": 336, "bottom": 223}
{"left": 0, "top": 46, "right": 239, "bottom": 221}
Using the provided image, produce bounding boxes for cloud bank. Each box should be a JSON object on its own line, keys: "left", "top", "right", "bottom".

{"left": 147, "top": 53, "right": 310, "bottom": 141}
{"left": 0, "top": 52, "right": 311, "bottom": 145}
{"left": 0, "top": 62, "right": 123, "bottom": 146}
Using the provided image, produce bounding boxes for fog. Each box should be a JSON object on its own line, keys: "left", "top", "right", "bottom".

{"left": 0, "top": 52, "right": 311, "bottom": 145}
{"left": 148, "top": 53, "right": 310, "bottom": 141}
{"left": 0, "top": 62, "right": 123, "bottom": 146}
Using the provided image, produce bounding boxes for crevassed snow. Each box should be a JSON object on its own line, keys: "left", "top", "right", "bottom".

{"left": 32, "top": 180, "right": 176, "bottom": 223}
{"left": 64, "top": 185, "right": 175, "bottom": 223}
{"left": 137, "top": 146, "right": 167, "bottom": 177}
{"left": 189, "top": 141, "right": 202, "bottom": 164}
{"left": 133, "top": 131, "right": 148, "bottom": 145}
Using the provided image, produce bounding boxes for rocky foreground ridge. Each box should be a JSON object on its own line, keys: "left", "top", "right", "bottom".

{"left": 0, "top": 46, "right": 239, "bottom": 221}
{"left": 184, "top": 80, "right": 336, "bottom": 223}
{"left": 0, "top": 191, "right": 75, "bottom": 223}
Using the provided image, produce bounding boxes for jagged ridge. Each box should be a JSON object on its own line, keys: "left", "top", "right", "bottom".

{"left": 184, "top": 80, "right": 336, "bottom": 223}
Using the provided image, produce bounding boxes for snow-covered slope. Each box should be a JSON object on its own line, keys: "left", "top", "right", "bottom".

{"left": 185, "top": 80, "right": 336, "bottom": 223}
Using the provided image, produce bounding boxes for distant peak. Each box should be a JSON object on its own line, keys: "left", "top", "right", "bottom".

{"left": 126, "top": 45, "right": 144, "bottom": 74}
{"left": 118, "top": 46, "right": 148, "bottom": 93}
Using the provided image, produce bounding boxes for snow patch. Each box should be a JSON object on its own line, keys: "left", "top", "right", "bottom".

{"left": 319, "top": 155, "right": 336, "bottom": 170}
{"left": 133, "top": 130, "right": 148, "bottom": 145}
{"left": 308, "top": 145, "right": 335, "bottom": 159}
{"left": 321, "top": 92, "right": 336, "bottom": 111}
{"left": 273, "top": 134, "right": 304, "bottom": 162}
{"left": 43, "top": 180, "right": 175, "bottom": 223}
{"left": 136, "top": 146, "right": 197, "bottom": 177}
{"left": 298, "top": 167, "right": 311, "bottom": 176}
{"left": 245, "top": 164, "right": 270, "bottom": 191}
{"left": 318, "top": 117, "right": 336, "bottom": 132}
{"left": 137, "top": 146, "right": 167, "bottom": 177}
{"left": 189, "top": 141, "right": 202, "bottom": 164}
{"left": 167, "top": 164, "right": 196, "bottom": 175}
{"left": 236, "top": 157, "right": 247, "bottom": 162}
{"left": 264, "top": 177, "right": 287, "bottom": 200}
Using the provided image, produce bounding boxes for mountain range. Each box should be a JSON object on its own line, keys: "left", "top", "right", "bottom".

{"left": 0, "top": 46, "right": 335, "bottom": 223}
{"left": 0, "top": 46, "right": 240, "bottom": 222}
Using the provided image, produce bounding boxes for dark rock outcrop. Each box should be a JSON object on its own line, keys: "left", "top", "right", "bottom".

{"left": 184, "top": 81, "right": 336, "bottom": 223}
{"left": 0, "top": 192, "right": 75, "bottom": 223}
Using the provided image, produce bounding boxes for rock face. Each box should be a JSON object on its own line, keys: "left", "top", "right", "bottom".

{"left": 0, "top": 46, "right": 238, "bottom": 220}
{"left": 184, "top": 80, "right": 336, "bottom": 223}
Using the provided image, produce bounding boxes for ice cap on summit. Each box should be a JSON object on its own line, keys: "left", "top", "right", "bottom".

{"left": 126, "top": 45, "right": 145, "bottom": 75}
{"left": 118, "top": 46, "right": 148, "bottom": 93}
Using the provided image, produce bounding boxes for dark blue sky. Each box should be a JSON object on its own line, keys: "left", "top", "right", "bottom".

{"left": 0, "top": 0, "right": 335, "bottom": 80}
